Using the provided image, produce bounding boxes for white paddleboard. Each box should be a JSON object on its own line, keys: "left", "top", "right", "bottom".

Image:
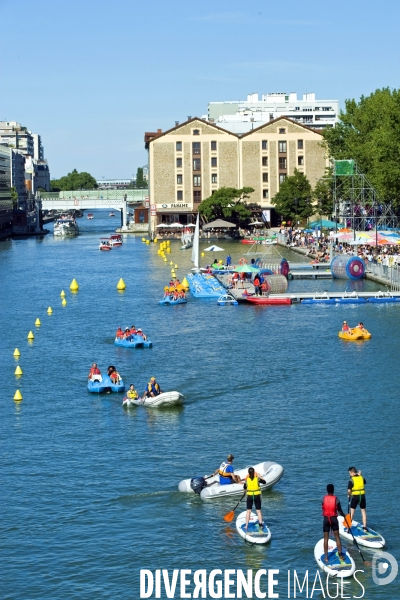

{"left": 314, "top": 538, "right": 355, "bottom": 578}
{"left": 236, "top": 511, "right": 271, "bottom": 545}
{"left": 338, "top": 516, "right": 385, "bottom": 549}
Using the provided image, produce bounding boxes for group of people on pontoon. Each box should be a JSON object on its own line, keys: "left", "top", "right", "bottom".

{"left": 163, "top": 286, "right": 186, "bottom": 301}
{"left": 341, "top": 321, "right": 367, "bottom": 333}
{"left": 115, "top": 326, "right": 147, "bottom": 340}
{"left": 124, "top": 376, "right": 163, "bottom": 402}
{"left": 87, "top": 363, "right": 121, "bottom": 384}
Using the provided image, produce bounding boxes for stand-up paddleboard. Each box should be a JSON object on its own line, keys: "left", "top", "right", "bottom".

{"left": 338, "top": 516, "right": 385, "bottom": 549}
{"left": 236, "top": 511, "right": 271, "bottom": 545}
{"left": 314, "top": 539, "right": 355, "bottom": 578}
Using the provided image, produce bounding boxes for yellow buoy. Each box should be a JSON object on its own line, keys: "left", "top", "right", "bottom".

{"left": 117, "top": 278, "right": 126, "bottom": 291}
{"left": 70, "top": 278, "right": 79, "bottom": 291}
{"left": 170, "top": 261, "right": 173, "bottom": 266}
{"left": 35, "top": 318, "right": 41, "bottom": 326}
{"left": 166, "top": 240, "right": 170, "bottom": 245}
{"left": 15, "top": 365, "right": 23, "bottom": 376}
{"left": 13, "top": 348, "right": 21, "bottom": 357}
{"left": 163, "top": 258, "right": 167, "bottom": 262}
{"left": 174, "top": 264, "right": 178, "bottom": 268}
{"left": 60, "top": 290, "right": 66, "bottom": 298}
{"left": 62, "top": 298, "right": 67, "bottom": 306}
{"left": 27, "top": 331, "right": 34, "bottom": 340}
{"left": 154, "top": 238, "right": 158, "bottom": 243}
{"left": 142, "top": 237, "right": 146, "bottom": 242}
{"left": 167, "top": 248, "right": 171, "bottom": 253}
{"left": 14, "top": 389, "right": 23, "bottom": 401}
{"left": 47, "top": 307, "right": 53, "bottom": 314}
{"left": 146, "top": 240, "right": 150, "bottom": 245}
{"left": 201, "top": 252, "right": 205, "bottom": 257}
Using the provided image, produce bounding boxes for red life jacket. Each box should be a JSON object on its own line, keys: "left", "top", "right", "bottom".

{"left": 322, "top": 494, "right": 338, "bottom": 517}
{"left": 130, "top": 328, "right": 137, "bottom": 335}
{"left": 90, "top": 367, "right": 100, "bottom": 375}
{"left": 116, "top": 330, "right": 124, "bottom": 338}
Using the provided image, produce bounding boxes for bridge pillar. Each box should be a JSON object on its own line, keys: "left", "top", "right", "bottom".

{"left": 121, "top": 199, "right": 128, "bottom": 231}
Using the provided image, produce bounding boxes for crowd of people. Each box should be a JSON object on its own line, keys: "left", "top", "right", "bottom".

{"left": 163, "top": 278, "right": 186, "bottom": 300}
{"left": 88, "top": 364, "right": 163, "bottom": 401}
{"left": 115, "top": 326, "right": 148, "bottom": 340}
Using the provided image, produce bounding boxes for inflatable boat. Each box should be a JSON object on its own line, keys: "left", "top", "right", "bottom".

{"left": 338, "top": 329, "right": 371, "bottom": 341}
{"left": 114, "top": 335, "right": 152, "bottom": 348}
{"left": 236, "top": 511, "right": 271, "bottom": 545}
{"left": 217, "top": 294, "right": 238, "bottom": 306}
{"left": 178, "top": 461, "right": 284, "bottom": 500}
{"left": 314, "top": 538, "right": 355, "bottom": 578}
{"left": 87, "top": 374, "right": 125, "bottom": 393}
{"left": 338, "top": 516, "right": 385, "bottom": 549}
{"left": 123, "top": 391, "right": 184, "bottom": 408}
{"left": 159, "top": 297, "right": 187, "bottom": 305}
{"left": 246, "top": 296, "right": 291, "bottom": 305}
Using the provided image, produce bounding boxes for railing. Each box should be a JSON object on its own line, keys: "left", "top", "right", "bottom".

{"left": 366, "top": 262, "right": 400, "bottom": 291}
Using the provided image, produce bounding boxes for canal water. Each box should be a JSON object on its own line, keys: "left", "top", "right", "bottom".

{"left": 1, "top": 213, "right": 399, "bottom": 599}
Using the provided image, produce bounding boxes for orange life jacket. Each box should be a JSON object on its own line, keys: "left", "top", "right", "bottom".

{"left": 90, "top": 367, "right": 100, "bottom": 375}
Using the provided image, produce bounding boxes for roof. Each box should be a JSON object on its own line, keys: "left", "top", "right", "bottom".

{"left": 240, "top": 115, "right": 323, "bottom": 138}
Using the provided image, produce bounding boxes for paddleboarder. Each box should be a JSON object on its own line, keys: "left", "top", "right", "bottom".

{"left": 244, "top": 467, "right": 266, "bottom": 530}
{"left": 348, "top": 467, "right": 367, "bottom": 530}
{"left": 322, "top": 484, "right": 346, "bottom": 563}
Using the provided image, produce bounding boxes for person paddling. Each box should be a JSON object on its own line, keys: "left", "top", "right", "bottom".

{"left": 348, "top": 467, "right": 368, "bottom": 531}
{"left": 322, "top": 484, "right": 346, "bottom": 563}
{"left": 244, "top": 467, "right": 266, "bottom": 531}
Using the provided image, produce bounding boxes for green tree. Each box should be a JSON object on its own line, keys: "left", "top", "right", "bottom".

{"left": 50, "top": 169, "right": 98, "bottom": 191}
{"left": 11, "top": 186, "right": 18, "bottom": 208}
{"left": 135, "top": 167, "right": 146, "bottom": 188}
{"left": 323, "top": 88, "right": 400, "bottom": 203}
{"left": 271, "top": 170, "right": 313, "bottom": 222}
{"left": 198, "top": 187, "right": 254, "bottom": 225}
{"left": 312, "top": 168, "right": 334, "bottom": 217}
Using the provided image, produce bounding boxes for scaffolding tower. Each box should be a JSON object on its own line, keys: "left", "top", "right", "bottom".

{"left": 333, "top": 160, "right": 398, "bottom": 230}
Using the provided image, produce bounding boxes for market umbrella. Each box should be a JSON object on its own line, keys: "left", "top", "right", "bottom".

{"left": 156, "top": 223, "right": 170, "bottom": 228}
{"left": 309, "top": 219, "right": 338, "bottom": 229}
{"left": 233, "top": 264, "right": 260, "bottom": 273}
{"left": 338, "top": 227, "right": 352, "bottom": 233}
{"left": 203, "top": 245, "right": 224, "bottom": 252}
{"left": 203, "top": 219, "right": 236, "bottom": 229}
{"left": 186, "top": 223, "right": 196, "bottom": 228}
{"left": 169, "top": 222, "right": 183, "bottom": 228}
{"left": 251, "top": 221, "right": 265, "bottom": 226}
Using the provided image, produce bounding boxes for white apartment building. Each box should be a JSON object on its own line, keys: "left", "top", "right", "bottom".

{"left": 207, "top": 92, "right": 339, "bottom": 134}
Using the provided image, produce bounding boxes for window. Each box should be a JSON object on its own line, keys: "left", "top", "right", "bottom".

{"left": 262, "top": 157, "right": 268, "bottom": 167}
{"left": 177, "top": 174, "right": 183, "bottom": 184}
{"left": 176, "top": 141, "right": 182, "bottom": 151}
{"left": 193, "top": 129, "right": 200, "bottom": 135}
{"left": 192, "top": 142, "right": 201, "bottom": 155}
{"left": 279, "top": 174, "right": 287, "bottom": 184}
{"left": 193, "top": 175, "right": 201, "bottom": 187}
{"left": 193, "top": 190, "right": 201, "bottom": 202}
{"left": 279, "top": 128, "right": 286, "bottom": 134}
{"left": 279, "top": 141, "right": 287, "bottom": 153}
{"left": 211, "top": 173, "right": 217, "bottom": 184}
{"left": 193, "top": 158, "right": 201, "bottom": 170}
{"left": 211, "top": 157, "right": 217, "bottom": 167}
{"left": 298, "top": 139, "right": 303, "bottom": 150}
{"left": 262, "top": 190, "right": 269, "bottom": 199}
{"left": 177, "top": 190, "right": 183, "bottom": 200}
{"left": 262, "top": 173, "right": 268, "bottom": 183}
{"left": 211, "top": 141, "right": 217, "bottom": 151}
{"left": 298, "top": 156, "right": 304, "bottom": 166}
{"left": 176, "top": 158, "right": 182, "bottom": 168}
{"left": 279, "top": 157, "right": 287, "bottom": 169}
{"left": 261, "top": 140, "right": 268, "bottom": 150}
{"left": 269, "top": 113, "right": 274, "bottom": 121}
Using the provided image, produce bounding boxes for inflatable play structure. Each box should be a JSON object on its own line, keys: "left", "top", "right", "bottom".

{"left": 330, "top": 255, "right": 365, "bottom": 280}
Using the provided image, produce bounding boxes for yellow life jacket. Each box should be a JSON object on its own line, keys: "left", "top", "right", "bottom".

{"left": 351, "top": 475, "right": 365, "bottom": 495}
{"left": 246, "top": 475, "right": 261, "bottom": 496}
{"left": 127, "top": 389, "right": 138, "bottom": 399}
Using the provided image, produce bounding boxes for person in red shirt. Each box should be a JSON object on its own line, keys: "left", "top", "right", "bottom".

{"left": 322, "top": 484, "right": 346, "bottom": 563}
{"left": 342, "top": 321, "right": 350, "bottom": 332}
{"left": 115, "top": 327, "right": 124, "bottom": 339}
{"left": 88, "top": 363, "right": 101, "bottom": 381}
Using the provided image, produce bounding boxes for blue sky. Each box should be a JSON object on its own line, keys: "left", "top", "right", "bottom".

{"left": 1, "top": 0, "right": 399, "bottom": 179}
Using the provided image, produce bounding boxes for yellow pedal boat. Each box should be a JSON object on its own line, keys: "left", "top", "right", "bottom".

{"left": 338, "top": 329, "right": 371, "bottom": 341}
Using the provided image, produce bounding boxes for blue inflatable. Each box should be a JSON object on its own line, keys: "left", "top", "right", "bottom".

{"left": 331, "top": 255, "right": 365, "bottom": 280}
{"left": 114, "top": 335, "right": 152, "bottom": 348}
{"left": 159, "top": 297, "right": 187, "bottom": 305}
{"left": 88, "top": 374, "right": 125, "bottom": 393}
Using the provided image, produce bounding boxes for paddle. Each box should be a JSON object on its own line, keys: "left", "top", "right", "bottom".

{"left": 342, "top": 505, "right": 370, "bottom": 565}
{"left": 223, "top": 491, "right": 246, "bottom": 523}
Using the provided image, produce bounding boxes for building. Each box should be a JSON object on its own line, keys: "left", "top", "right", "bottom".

{"left": 10, "top": 149, "right": 27, "bottom": 206}
{"left": 145, "top": 116, "right": 328, "bottom": 227}
{"left": 0, "top": 145, "right": 13, "bottom": 239}
{"left": 32, "top": 133, "right": 44, "bottom": 160}
{"left": 0, "top": 121, "right": 34, "bottom": 155}
{"left": 207, "top": 92, "right": 339, "bottom": 134}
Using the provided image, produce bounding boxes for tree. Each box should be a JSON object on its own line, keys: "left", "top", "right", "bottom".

{"left": 50, "top": 169, "right": 98, "bottom": 191}
{"left": 271, "top": 170, "right": 313, "bottom": 222}
{"left": 323, "top": 88, "right": 400, "bottom": 203}
{"left": 312, "top": 168, "right": 334, "bottom": 217}
{"left": 11, "top": 186, "right": 18, "bottom": 208}
{"left": 198, "top": 187, "right": 254, "bottom": 225}
{"left": 135, "top": 167, "right": 146, "bottom": 188}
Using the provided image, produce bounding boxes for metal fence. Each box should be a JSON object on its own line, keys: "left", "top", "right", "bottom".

{"left": 366, "top": 262, "right": 400, "bottom": 291}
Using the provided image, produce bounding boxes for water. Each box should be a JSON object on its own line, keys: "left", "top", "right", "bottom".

{"left": 1, "top": 213, "right": 399, "bottom": 599}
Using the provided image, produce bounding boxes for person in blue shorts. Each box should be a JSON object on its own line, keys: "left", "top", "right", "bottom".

{"left": 213, "top": 454, "right": 242, "bottom": 485}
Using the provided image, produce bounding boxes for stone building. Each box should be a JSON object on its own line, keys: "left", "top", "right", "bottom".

{"left": 145, "top": 116, "right": 327, "bottom": 228}
{"left": 0, "top": 145, "right": 13, "bottom": 239}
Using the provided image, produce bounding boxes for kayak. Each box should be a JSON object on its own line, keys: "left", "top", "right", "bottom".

{"left": 338, "top": 329, "right": 371, "bottom": 341}
{"left": 114, "top": 335, "right": 153, "bottom": 348}
{"left": 236, "top": 511, "right": 271, "bottom": 545}
{"left": 87, "top": 374, "right": 125, "bottom": 393}
{"left": 314, "top": 538, "right": 355, "bottom": 578}
{"left": 338, "top": 516, "right": 385, "bottom": 549}
{"left": 123, "top": 391, "right": 184, "bottom": 408}
{"left": 178, "top": 460, "right": 284, "bottom": 500}
{"left": 159, "top": 297, "right": 187, "bottom": 305}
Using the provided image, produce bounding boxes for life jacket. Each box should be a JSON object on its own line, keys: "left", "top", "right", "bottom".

{"left": 254, "top": 277, "right": 260, "bottom": 286}
{"left": 218, "top": 461, "right": 234, "bottom": 480}
{"left": 110, "top": 371, "right": 119, "bottom": 381}
{"left": 147, "top": 382, "right": 160, "bottom": 395}
{"left": 322, "top": 494, "right": 338, "bottom": 517}
{"left": 246, "top": 475, "right": 261, "bottom": 496}
{"left": 116, "top": 329, "right": 124, "bottom": 338}
{"left": 90, "top": 367, "right": 100, "bottom": 375}
{"left": 130, "top": 328, "right": 137, "bottom": 335}
{"left": 127, "top": 389, "right": 138, "bottom": 399}
{"left": 137, "top": 331, "right": 144, "bottom": 337}
{"left": 343, "top": 325, "right": 350, "bottom": 331}
{"left": 351, "top": 475, "right": 365, "bottom": 495}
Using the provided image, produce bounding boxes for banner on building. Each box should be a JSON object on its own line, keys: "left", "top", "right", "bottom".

{"left": 262, "top": 210, "right": 271, "bottom": 223}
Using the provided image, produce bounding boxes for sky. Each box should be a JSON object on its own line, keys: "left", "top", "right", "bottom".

{"left": 1, "top": 0, "right": 399, "bottom": 179}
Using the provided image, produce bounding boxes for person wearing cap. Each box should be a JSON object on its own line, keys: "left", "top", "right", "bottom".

{"left": 342, "top": 321, "right": 350, "bottom": 332}
{"left": 123, "top": 327, "right": 131, "bottom": 339}
{"left": 144, "top": 377, "right": 163, "bottom": 398}
{"left": 213, "top": 454, "right": 242, "bottom": 485}
{"left": 136, "top": 328, "right": 147, "bottom": 341}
